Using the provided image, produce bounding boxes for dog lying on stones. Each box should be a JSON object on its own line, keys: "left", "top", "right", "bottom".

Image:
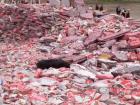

{"left": 36, "top": 59, "right": 70, "bottom": 69}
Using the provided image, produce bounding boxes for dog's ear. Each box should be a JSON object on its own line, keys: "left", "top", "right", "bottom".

{"left": 99, "top": 4, "right": 103, "bottom": 11}
{"left": 95, "top": 3, "right": 99, "bottom": 10}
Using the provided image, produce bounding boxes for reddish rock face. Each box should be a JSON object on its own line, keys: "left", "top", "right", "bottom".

{"left": 128, "top": 37, "right": 140, "bottom": 48}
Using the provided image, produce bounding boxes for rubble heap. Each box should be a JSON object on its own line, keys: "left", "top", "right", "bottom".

{"left": 0, "top": 2, "right": 140, "bottom": 105}
{"left": 0, "top": 3, "right": 70, "bottom": 41}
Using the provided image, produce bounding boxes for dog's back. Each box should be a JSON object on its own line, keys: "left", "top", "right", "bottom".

{"left": 36, "top": 59, "right": 70, "bottom": 69}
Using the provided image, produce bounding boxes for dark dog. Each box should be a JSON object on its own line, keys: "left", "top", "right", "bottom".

{"left": 116, "top": 6, "right": 121, "bottom": 15}
{"left": 121, "top": 8, "right": 126, "bottom": 17}
{"left": 125, "top": 10, "right": 130, "bottom": 18}
{"left": 36, "top": 59, "right": 70, "bottom": 69}
{"left": 116, "top": 6, "right": 130, "bottom": 18}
